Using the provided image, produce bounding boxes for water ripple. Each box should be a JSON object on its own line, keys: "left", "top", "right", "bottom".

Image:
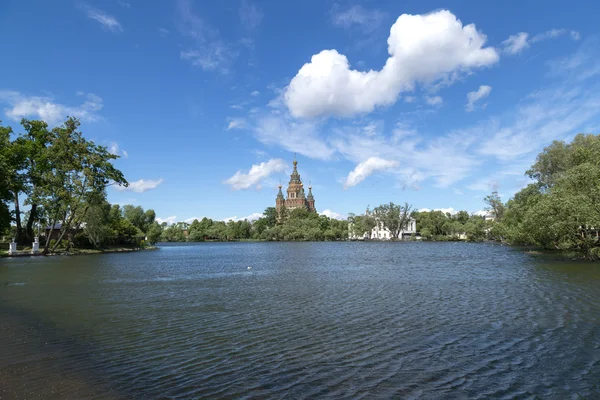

{"left": 1, "top": 242, "right": 599, "bottom": 399}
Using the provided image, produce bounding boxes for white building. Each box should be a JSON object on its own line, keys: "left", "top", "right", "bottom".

{"left": 349, "top": 218, "right": 417, "bottom": 240}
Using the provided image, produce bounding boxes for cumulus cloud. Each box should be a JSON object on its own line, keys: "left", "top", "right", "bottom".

{"left": 284, "top": 10, "right": 499, "bottom": 118}
{"left": 224, "top": 158, "right": 287, "bottom": 190}
{"left": 156, "top": 216, "right": 177, "bottom": 225}
{"left": 466, "top": 85, "right": 492, "bottom": 112}
{"left": 503, "top": 29, "right": 580, "bottom": 55}
{"left": 114, "top": 178, "right": 164, "bottom": 193}
{"left": 223, "top": 213, "right": 263, "bottom": 222}
{"left": 82, "top": 6, "right": 123, "bottom": 33}
{"left": 344, "top": 157, "right": 399, "bottom": 189}
{"left": 0, "top": 91, "right": 103, "bottom": 125}
{"left": 251, "top": 90, "right": 260, "bottom": 96}
{"left": 320, "top": 209, "right": 345, "bottom": 220}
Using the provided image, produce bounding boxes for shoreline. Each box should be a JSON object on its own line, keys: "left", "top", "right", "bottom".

{"left": 1, "top": 246, "right": 158, "bottom": 258}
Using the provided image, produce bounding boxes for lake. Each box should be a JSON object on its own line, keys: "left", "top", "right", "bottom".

{"left": 1, "top": 242, "right": 599, "bottom": 399}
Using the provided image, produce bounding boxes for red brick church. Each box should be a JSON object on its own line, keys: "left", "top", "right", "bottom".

{"left": 276, "top": 157, "right": 316, "bottom": 217}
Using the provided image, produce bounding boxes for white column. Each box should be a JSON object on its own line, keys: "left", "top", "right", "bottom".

{"left": 31, "top": 237, "right": 40, "bottom": 254}
{"left": 8, "top": 240, "right": 17, "bottom": 255}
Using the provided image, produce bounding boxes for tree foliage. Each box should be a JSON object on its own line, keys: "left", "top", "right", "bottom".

{"left": 373, "top": 202, "right": 412, "bottom": 239}
{"left": 413, "top": 210, "right": 487, "bottom": 241}
{"left": 497, "top": 133, "right": 600, "bottom": 259}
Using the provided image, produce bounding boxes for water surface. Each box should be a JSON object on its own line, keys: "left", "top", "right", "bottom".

{"left": 1, "top": 242, "right": 599, "bottom": 399}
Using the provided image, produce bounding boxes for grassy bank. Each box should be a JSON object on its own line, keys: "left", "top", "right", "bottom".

{"left": 1, "top": 246, "right": 158, "bottom": 258}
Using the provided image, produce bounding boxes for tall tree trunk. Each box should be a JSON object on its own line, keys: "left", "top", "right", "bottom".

{"left": 43, "top": 220, "right": 56, "bottom": 255}
{"left": 13, "top": 191, "right": 24, "bottom": 245}
{"left": 25, "top": 203, "right": 38, "bottom": 242}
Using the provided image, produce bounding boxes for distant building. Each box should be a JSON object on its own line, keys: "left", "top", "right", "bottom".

{"left": 349, "top": 219, "right": 417, "bottom": 240}
{"left": 276, "top": 157, "right": 316, "bottom": 218}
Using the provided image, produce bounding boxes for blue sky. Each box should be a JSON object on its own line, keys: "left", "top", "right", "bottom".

{"left": 2, "top": 0, "right": 599, "bottom": 223}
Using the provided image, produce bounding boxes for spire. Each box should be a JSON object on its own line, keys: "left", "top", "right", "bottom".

{"left": 276, "top": 184, "right": 284, "bottom": 200}
{"left": 289, "top": 155, "right": 301, "bottom": 184}
{"left": 307, "top": 183, "right": 314, "bottom": 200}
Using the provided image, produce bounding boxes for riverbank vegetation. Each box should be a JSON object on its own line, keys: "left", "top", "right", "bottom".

{"left": 487, "top": 134, "right": 600, "bottom": 260}
{"left": 0, "top": 118, "right": 164, "bottom": 253}
{"left": 160, "top": 207, "right": 348, "bottom": 242}
{"left": 413, "top": 210, "right": 488, "bottom": 241}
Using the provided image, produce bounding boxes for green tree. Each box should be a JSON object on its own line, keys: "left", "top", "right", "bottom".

{"left": 146, "top": 222, "right": 163, "bottom": 245}
{"left": 498, "top": 133, "right": 600, "bottom": 259}
{"left": 0, "top": 123, "right": 13, "bottom": 232}
{"left": 484, "top": 191, "right": 505, "bottom": 221}
{"left": 373, "top": 202, "right": 412, "bottom": 239}
{"left": 83, "top": 200, "right": 112, "bottom": 249}
{"left": 39, "top": 118, "right": 128, "bottom": 253}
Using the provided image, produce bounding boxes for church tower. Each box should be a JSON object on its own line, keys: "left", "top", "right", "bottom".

{"left": 275, "top": 155, "right": 316, "bottom": 219}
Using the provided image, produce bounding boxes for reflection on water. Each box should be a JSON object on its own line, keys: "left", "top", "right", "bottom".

{"left": 1, "top": 242, "right": 599, "bottom": 399}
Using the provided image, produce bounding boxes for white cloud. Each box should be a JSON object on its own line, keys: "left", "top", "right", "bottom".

{"left": 251, "top": 90, "right": 260, "bottom": 97}
{"left": 344, "top": 157, "right": 399, "bottom": 189}
{"left": 239, "top": 0, "right": 263, "bottom": 29}
{"left": 426, "top": 95, "right": 443, "bottom": 106}
{"left": 158, "top": 27, "right": 170, "bottom": 37}
{"left": 157, "top": 216, "right": 177, "bottom": 225}
{"left": 502, "top": 32, "right": 529, "bottom": 55}
{"left": 320, "top": 209, "right": 345, "bottom": 220}
{"left": 466, "top": 85, "right": 492, "bottom": 112}
{"left": 404, "top": 96, "right": 416, "bottom": 103}
{"left": 227, "top": 118, "right": 246, "bottom": 130}
{"left": 0, "top": 91, "right": 103, "bottom": 125}
{"left": 82, "top": 6, "right": 123, "bottom": 33}
{"left": 284, "top": 10, "right": 498, "bottom": 118}
{"left": 184, "top": 217, "right": 205, "bottom": 224}
{"left": 418, "top": 207, "right": 458, "bottom": 215}
{"left": 503, "top": 29, "right": 580, "bottom": 55}
{"left": 254, "top": 115, "right": 334, "bottom": 160}
{"left": 117, "top": 0, "right": 131, "bottom": 8}
{"left": 108, "top": 142, "right": 128, "bottom": 158}
{"left": 177, "top": 0, "right": 236, "bottom": 73}
{"left": 224, "top": 158, "right": 287, "bottom": 190}
{"left": 223, "top": 213, "right": 263, "bottom": 222}
{"left": 114, "top": 178, "right": 164, "bottom": 193}
{"left": 331, "top": 5, "right": 386, "bottom": 32}
{"left": 531, "top": 28, "right": 580, "bottom": 43}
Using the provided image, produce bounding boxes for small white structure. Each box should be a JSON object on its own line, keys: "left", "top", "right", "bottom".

{"left": 31, "top": 237, "right": 40, "bottom": 255}
{"left": 350, "top": 219, "right": 417, "bottom": 240}
{"left": 8, "top": 239, "right": 17, "bottom": 255}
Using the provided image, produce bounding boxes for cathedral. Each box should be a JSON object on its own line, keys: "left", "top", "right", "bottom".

{"left": 276, "top": 157, "right": 316, "bottom": 216}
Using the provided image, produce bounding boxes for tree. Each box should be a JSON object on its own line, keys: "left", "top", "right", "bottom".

{"left": 146, "top": 222, "right": 163, "bottom": 245}
{"left": 83, "top": 200, "right": 112, "bottom": 249}
{"left": 0, "top": 123, "right": 13, "bottom": 233}
{"left": 263, "top": 207, "right": 278, "bottom": 227}
{"left": 497, "top": 133, "right": 600, "bottom": 259}
{"left": 38, "top": 118, "right": 128, "bottom": 253}
{"left": 373, "top": 202, "right": 412, "bottom": 239}
{"left": 484, "top": 191, "right": 505, "bottom": 221}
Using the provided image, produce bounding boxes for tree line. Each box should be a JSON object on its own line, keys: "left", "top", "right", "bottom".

{"left": 160, "top": 207, "right": 348, "bottom": 242}
{"left": 0, "top": 118, "right": 134, "bottom": 253}
{"left": 486, "top": 133, "right": 600, "bottom": 260}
